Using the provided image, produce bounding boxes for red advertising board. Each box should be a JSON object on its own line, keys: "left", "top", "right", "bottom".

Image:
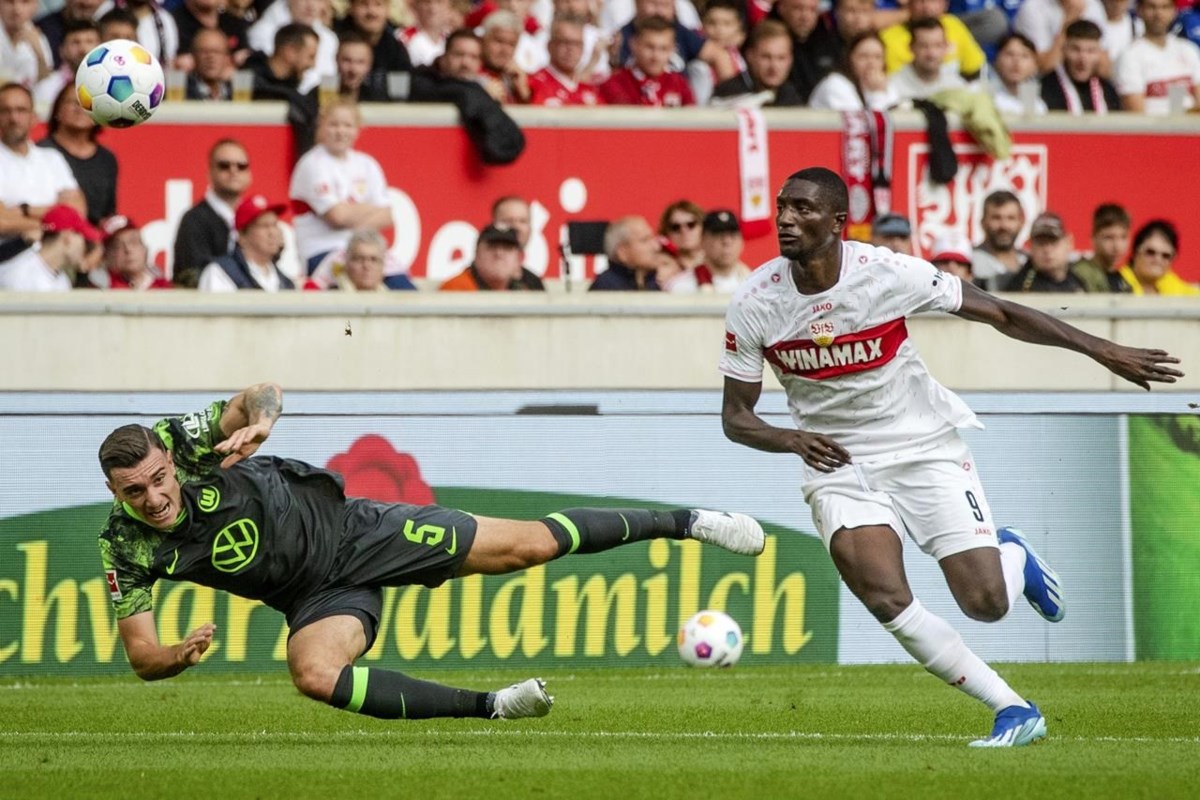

{"left": 99, "top": 110, "right": 1200, "bottom": 282}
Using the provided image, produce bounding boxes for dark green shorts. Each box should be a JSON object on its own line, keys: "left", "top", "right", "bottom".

{"left": 287, "top": 499, "right": 477, "bottom": 650}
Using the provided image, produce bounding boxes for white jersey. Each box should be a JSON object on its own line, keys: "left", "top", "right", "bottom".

{"left": 1116, "top": 36, "right": 1200, "bottom": 115}
{"left": 289, "top": 145, "right": 389, "bottom": 262}
{"left": 719, "top": 241, "right": 980, "bottom": 459}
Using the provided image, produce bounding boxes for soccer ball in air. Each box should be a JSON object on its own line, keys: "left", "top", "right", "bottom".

{"left": 75, "top": 39, "right": 165, "bottom": 128}
{"left": 677, "top": 610, "right": 744, "bottom": 668}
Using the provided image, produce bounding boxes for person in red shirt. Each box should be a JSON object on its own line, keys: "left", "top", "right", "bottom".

{"left": 527, "top": 16, "right": 604, "bottom": 106}
{"left": 97, "top": 216, "right": 172, "bottom": 290}
{"left": 599, "top": 16, "right": 695, "bottom": 106}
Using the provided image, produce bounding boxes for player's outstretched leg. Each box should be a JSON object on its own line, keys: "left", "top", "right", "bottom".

{"left": 997, "top": 527, "right": 1066, "bottom": 622}
{"left": 329, "top": 667, "right": 553, "bottom": 720}
{"left": 541, "top": 508, "right": 765, "bottom": 557}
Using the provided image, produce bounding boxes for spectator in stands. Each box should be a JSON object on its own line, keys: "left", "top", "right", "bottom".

{"left": 658, "top": 200, "right": 705, "bottom": 270}
{"left": 889, "top": 18, "right": 967, "bottom": 101}
{"left": 768, "top": 0, "right": 841, "bottom": 104}
{"left": 95, "top": 215, "right": 172, "bottom": 289}
{"left": 289, "top": 97, "right": 391, "bottom": 272}
{"left": 97, "top": 7, "right": 138, "bottom": 42}
{"left": 589, "top": 215, "right": 662, "bottom": 291}
{"left": 1176, "top": 1, "right": 1200, "bottom": 50}
{"left": 103, "top": 0, "right": 179, "bottom": 65}
{"left": 870, "top": 213, "right": 914, "bottom": 254}
{"left": 197, "top": 194, "right": 294, "bottom": 291}
{"left": 440, "top": 223, "right": 544, "bottom": 290}
{"left": 600, "top": 16, "right": 694, "bottom": 106}
{"left": 478, "top": 10, "right": 530, "bottom": 103}
{"left": 173, "top": 0, "right": 249, "bottom": 67}
{"left": 0, "top": 204, "right": 98, "bottom": 291}
{"left": 696, "top": 209, "right": 751, "bottom": 293}
{"left": 928, "top": 230, "right": 976, "bottom": 283}
{"left": 489, "top": 0, "right": 549, "bottom": 75}
{"left": 1016, "top": 0, "right": 1108, "bottom": 73}
{"left": 36, "top": 0, "right": 100, "bottom": 67}
{"left": 712, "top": 19, "right": 803, "bottom": 106}
{"left": 1101, "top": 0, "right": 1143, "bottom": 64}
{"left": 701, "top": 0, "right": 747, "bottom": 78}
{"left": 972, "top": 190, "right": 1027, "bottom": 290}
{"left": 245, "top": 22, "right": 318, "bottom": 100}
{"left": 527, "top": 15, "right": 603, "bottom": 105}
{"left": 307, "top": 229, "right": 416, "bottom": 291}
{"left": 809, "top": 31, "right": 901, "bottom": 110}
{"left": 430, "top": 26, "right": 481, "bottom": 79}
{"left": 37, "top": 84, "right": 117, "bottom": 224}
{"left": 1117, "top": 219, "right": 1199, "bottom": 294}
{"left": 602, "top": 0, "right": 701, "bottom": 40}
{"left": 1004, "top": 211, "right": 1094, "bottom": 292}
{"left": 1072, "top": 203, "right": 1133, "bottom": 292}
{"left": 0, "top": 83, "right": 84, "bottom": 264}
{"left": 247, "top": 0, "right": 336, "bottom": 92}
{"left": 1117, "top": 0, "right": 1200, "bottom": 113}
{"left": 186, "top": 27, "right": 233, "bottom": 99}
{"left": 1041, "top": 20, "right": 1121, "bottom": 112}
{"left": 399, "top": 0, "right": 450, "bottom": 67}
{"left": 337, "top": 30, "right": 388, "bottom": 100}
{"left": 173, "top": 138, "right": 250, "bottom": 287}
{"left": 617, "top": 0, "right": 735, "bottom": 104}
{"left": 990, "top": 32, "right": 1050, "bottom": 114}
{"left": 880, "top": 0, "right": 986, "bottom": 80}
{"left": 832, "top": 0, "right": 877, "bottom": 44}
{"left": 334, "top": 0, "right": 412, "bottom": 84}
{"left": 549, "top": 0, "right": 610, "bottom": 85}
{"left": 491, "top": 195, "right": 531, "bottom": 249}
{"left": 34, "top": 18, "right": 98, "bottom": 104}
{"left": 1, "top": 0, "right": 53, "bottom": 87}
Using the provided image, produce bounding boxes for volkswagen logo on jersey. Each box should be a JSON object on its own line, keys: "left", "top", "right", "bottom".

{"left": 211, "top": 519, "right": 259, "bottom": 573}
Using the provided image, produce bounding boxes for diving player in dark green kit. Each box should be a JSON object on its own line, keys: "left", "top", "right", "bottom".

{"left": 98, "top": 382, "right": 766, "bottom": 721}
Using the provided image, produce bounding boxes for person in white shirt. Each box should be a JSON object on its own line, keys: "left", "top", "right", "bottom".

{"left": 1015, "top": 0, "right": 1108, "bottom": 73}
{"left": 95, "top": 0, "right": 179, "bottom": 64}
{"left": 0, "top": 0, "right": 53, "bottom": 87}
{"left": 34, "top": 19, "right": 99, "bottom": 104}
{"left": 0, "top": 204, "right": 100, "bottom": 290}
{"left": 198, "top": 194, "right": 294, "bottom": 291}
{"left": 0, "top": 82, "right": 85, "bottom": 263}
{"left": 888, "top": 18, "right": 967, "bottom": 102}
{"left": 248, "top": 0, "right": 337, "bottom": 93}
{"left": 720, "top": 166, "right": 1182, "bottom": 748}
{"left": 398, "top": 0, "right": 450, "bottom": 67}
{"left": 989, "top": 31, "right": 1050, "bottom": 114}
{"left": 810, "top": 31, "right": 901, "bottom": 111}
{"left": 1117, "top": 0, "right": 1200, "bottom": 112}
{"left": 1100, "top": 0, "right": 1144, "bottom": 63}
{"left": 288, "top": 98, "right": 391, "bottom": 271}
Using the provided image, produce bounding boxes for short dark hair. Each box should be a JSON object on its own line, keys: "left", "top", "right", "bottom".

{"left": 1064, "top": 20, "right": 1103, "bottom": 41}
{"left": 785, "top": 167, "right": 849, "bottom": 214}
{"left": 99, "top": 424, "right": 166, "bottom": 480}
{"left": 338, "top": 29, "right": 371, "bottom": 48}
{"left": 703, "top": 0, "right": 742, "bottom": 20}
{"left": 97, "top": 7, "right": 137, "bottom": 35}
{"left": 445, "top": 27, "right": 481, "bottom": 51}
{"left": 983, "top": 189, "right": 1022, "bottom": 212}
{"left": 908, "top": 16, "right": 945, "bottom": 36}
{"left": 275, "top": 22, "right": 318, "bottom": 52}
{"left": 634, "top": 15, "right": 676, "bottom": 37}
{"left": 0, "top": 82, "right": 33, "bottom": 105}
{"left": 1132, "top": 219, "right": 1179, "bottom": 255}
{"left": 62, "top": 18, "right": 100, "bottom": 39}
{"left": 1092, "top": 203, "right": 1131, "bottom": 234}
{"left": 996, "top": 31, "right": 1037, "bottom": 57}
{"left": 48, "top": 83, "right": 98, "bottom": 140}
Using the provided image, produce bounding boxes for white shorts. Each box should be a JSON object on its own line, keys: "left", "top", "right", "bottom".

{"left": 802, "top": 432, "right": 998, "bottom": 561}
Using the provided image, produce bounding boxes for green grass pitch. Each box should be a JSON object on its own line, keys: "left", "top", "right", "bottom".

{"left": 3, "top": 663, "right": 1198, "bottom": 799}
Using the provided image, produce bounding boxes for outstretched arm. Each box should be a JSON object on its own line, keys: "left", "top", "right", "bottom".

{"left": 954, "top": 282, "right": 1184, "bottom": 390}
{"left": 216, "top": 382, "right": 283, "bottom": 467}
{"left": 722, "top": 377, "right": 851, "bottom": 472}
{"left": 118, "top": 611, "right": 215, "bottom": 681}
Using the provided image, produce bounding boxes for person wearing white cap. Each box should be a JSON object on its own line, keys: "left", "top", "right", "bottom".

{"left": 928, "top": 230, "right": 976, "bottom": 284}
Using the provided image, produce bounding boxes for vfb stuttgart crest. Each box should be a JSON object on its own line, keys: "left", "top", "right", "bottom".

{"left": 810, "top": 320, "right": 838, "bottom": 348}
{"left": 211, "top": 519, "right": 259, "bottom": 573}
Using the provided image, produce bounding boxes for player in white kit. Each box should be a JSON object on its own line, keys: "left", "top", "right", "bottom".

{"left": 720, "top": 168, "right": 1183, "bottom": 747}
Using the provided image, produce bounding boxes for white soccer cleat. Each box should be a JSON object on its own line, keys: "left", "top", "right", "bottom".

{"left": 492, "top": 678, "right": 553, "bottom": 720}
{"left": 687, "top": 510, "right": 766, "bottom": 556}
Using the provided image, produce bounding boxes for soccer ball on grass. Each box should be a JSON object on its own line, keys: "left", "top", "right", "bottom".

{"left": 75, "top": 39, "right": 165, "bottom": 128}
{"left": 677, "top": 609, "right": 744, "bottom": 667}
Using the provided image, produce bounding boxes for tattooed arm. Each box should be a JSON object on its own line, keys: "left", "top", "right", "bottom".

{"left": 215, "top": 382, "right": 283, "bottom": 467}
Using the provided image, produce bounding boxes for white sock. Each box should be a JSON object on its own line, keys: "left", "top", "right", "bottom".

{"left": 999, "top": 542, "right": 1027, "bottom": 613}
{"left": 882, "top": 599, "right": 1027, "bottom": 713}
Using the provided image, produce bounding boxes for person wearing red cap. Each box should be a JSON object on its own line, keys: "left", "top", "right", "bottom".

{"left": 928, "top": 230, "right": 976, "bottom": 284}
{"left": 97, "top": 216, "right": 173, "bottom": 290}
{"left": 196, "top": 195, "right": 295, "bottom": 292}
{"left": 0, "top": 203, "right": 99, "bottom": 291}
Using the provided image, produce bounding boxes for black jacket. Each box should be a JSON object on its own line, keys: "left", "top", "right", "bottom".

{"left": 173, "top": 199, "right": 231, "bottom": 288}
{"left": 409, "top": 67, "right": 525, "bottom": 165}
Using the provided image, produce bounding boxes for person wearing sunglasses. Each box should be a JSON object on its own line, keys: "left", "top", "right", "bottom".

{"left": 658, "top": 199, "right": 705, "bottom": 271}
{"left": 1117, "top": 219, "right": 1200, "bottom": 295}
{"left": 172, "top": 138, "right": 253, "bottom": 288}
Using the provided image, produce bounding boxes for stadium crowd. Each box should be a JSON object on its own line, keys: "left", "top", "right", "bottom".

{"left": 1, "top": 0, "right": 1198, "bottom": 292}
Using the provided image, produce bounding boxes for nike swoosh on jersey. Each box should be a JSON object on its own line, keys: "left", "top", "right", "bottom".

{"left": 165, "top": 548, "right": 180, "bottom": 575}
{"left": 446, "top": 527, "right": 457, "bottom": 556}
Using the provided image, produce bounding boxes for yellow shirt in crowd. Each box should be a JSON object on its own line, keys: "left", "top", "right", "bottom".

{"left": 880, "top": 14, "right": 987, "bottom": 77}
{"left": 1117, "top": 266, "right": 1200, "bottom": 295}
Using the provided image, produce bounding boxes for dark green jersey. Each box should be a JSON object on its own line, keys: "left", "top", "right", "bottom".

{"left": 99, "top": 402, "right": 348, "bottom": 620}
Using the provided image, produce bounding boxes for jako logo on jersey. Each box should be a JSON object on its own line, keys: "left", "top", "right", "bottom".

{"left": 105, "top": 569, "right": 122, "bottom": 600}
{"left": 725, "top": 331, "right": 738, "bottom": 353}
{"left": 766, "top": 319, "right": 908, "bottom": 380}
{"left": 211, "top": 519, "right": 259, "bottom": 573}
{"left": 811, "top": 302, "right": 832, "bottom": 314}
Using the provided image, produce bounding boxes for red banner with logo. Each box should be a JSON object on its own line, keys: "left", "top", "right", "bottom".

{"left": 97, "top": 115, "right": 1200, "bottom": 282}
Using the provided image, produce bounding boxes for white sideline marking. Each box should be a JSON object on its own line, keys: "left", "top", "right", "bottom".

{"left": 1, "top": 730, "right": 1198, "bottom": 745}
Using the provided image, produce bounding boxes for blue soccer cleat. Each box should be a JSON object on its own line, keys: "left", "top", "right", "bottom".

{"left": 969, "top": 702, "right": 1047, "bottom": 748}
{"left": 998, "top": 526, "right": 1066, "bottom": 622}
